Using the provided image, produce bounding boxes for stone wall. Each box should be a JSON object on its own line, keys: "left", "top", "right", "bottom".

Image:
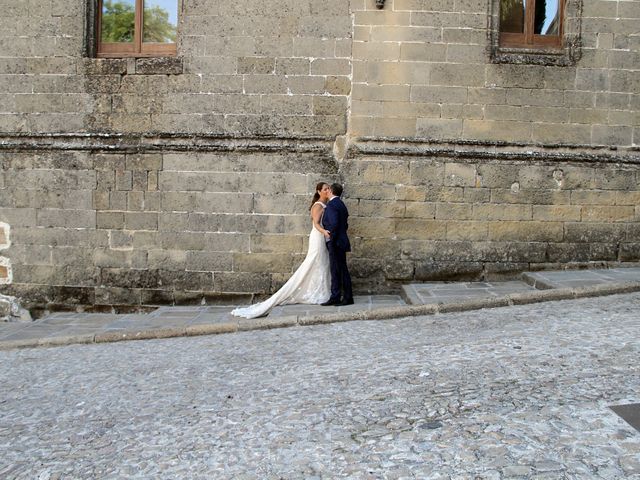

{"left": 350, "top": 0, "right": 639, "bottom": 146}
{"left": 0, "top": 0, "right": 638, "bottom": 309}
{"left": 345, "top": 143, "right": 640, "bottom": 289}
{"left": 0, "top": 0, "right": 351, "bottom": 137}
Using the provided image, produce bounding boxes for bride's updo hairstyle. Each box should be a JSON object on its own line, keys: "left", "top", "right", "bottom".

{"left": 310, "top": 182, "right": 328, "bottom": 210}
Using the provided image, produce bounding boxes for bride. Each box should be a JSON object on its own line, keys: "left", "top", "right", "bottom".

{"left": 231, "top": 182, "right": 332, "bottom": 319}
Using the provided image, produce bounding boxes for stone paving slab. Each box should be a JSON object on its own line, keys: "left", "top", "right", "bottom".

{"left": 523, "top": 266, "right": 640, "bottom": 289}
{"left": 1, "top": 267, "right": 640, "bottom": 350}
{"left": 401, "top": 280, "right": 537, "bottom": 305}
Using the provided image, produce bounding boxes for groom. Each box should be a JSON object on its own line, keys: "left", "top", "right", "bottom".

{"left": 321, "top": 183, "right": 354, "bottom": 306}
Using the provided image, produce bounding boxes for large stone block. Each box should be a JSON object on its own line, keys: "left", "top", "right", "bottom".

{"left": 147, "top": 249, "right": 186, "bottom": 270}
{"left": 532, "top": 205, "right": 582, "bottom": 222}
{"left": 158, "top": 232, "right": 208, "bottom": 250}
{"left": 564, "top": 223, "right": 627, "bottom": 243}
{"left": 462, "top": 120, "right": 531, "bottom": 142}
{"left": 411, "top": 85, "right": 468, "bottom": 104}
{"left": 94, "top": 249, "right": 147, "bottom": 269}
{"left": 444, "top": 163, "right": 477, "bottom": 187}
{"left": 445, "top": 221, "right": 489, "bottom": 241}
{"left": 97, "top": 212, "right": 125, "bottom": 230}
{"left": 416, "top": 118, "right": 462, "bottom": 140}
{"left": 399, "top": 43, "right": 447, "bottom": 62}
{"left": 95, "top": 287, "right": 142, "bottom": 306}
{"left": 359, "top": 199, "right": 406, "bottom": 218}
{"left": 435, "top": 203, "right": 473, "bottom": 220}
{"left": 371, "top": 25, "right": 442, "bottom": 43}
{"left": 188, "top": 213, "right": 237, "bottom": 233}
{"left": 310, "top": 59, "right": 350, "bottom": 76}
{"left": 403, "top": 201, "right": 435, "bottom": 219}
{"left": 243, "top": 75, "right": 288, "bottom": 94}
{"left": 186, "top": 251, "right": 233, "bottom": 272}
{"left": 348, "top": 217, "right": 395, "bottom": 237}
{"left": 233, "top": 252, "right": 294, "bottom": 274}
{"left": 237, "top": 57, "right": 275, "bottom": 74}
{"left": 582, "top": 206, "right": 635, "bottom": 223}
{"left": 37, "top": 209, "right": 96, "bottom": 229}
{"left": 430, "top": 63, "right": 485, "bottom": 87}
{"left": 531, "top": 123, "right": 593, "bottom": 144}
{"left": 261, "top": 95, "right": 312, "bottom": 115}
{"left": 593, "top": 168, "right": 638, "bottom": 190}
{"left": 409, "top": 162, "right": 444, "bottom": 188}
{"left": 488, "top": 221, "right": 563, "bottom": 242}
{"left": 158, "top": 270, "right": 214, "bottom": 290}
{"left": 415, "top": 261, "right": 484, "bottom": 281}
{"left": 214, "top": 272, "right": 271, "bottom": 293}
{"left": 491, "top": 189, "right": 570, "bottom": 206}
{"left": 312, "top": 96, "right": 348, "bottom": 116}
{"left": 476, "top": 164, "right": 520, "bottom": 189}
{"left": 100, "top": 268, "right": 160, "bottom": 289}
{"left": 325, "top": 76, "right": 351, "bottom": 95}
{"left": 124, "top": 212, "right": 158, "bottom": 230}
{"left": 374, "top": 117, "right": 417, "bottom": 137}
{"left": 570, "top": 190, "right": 617, "bottom": 205}
{"left": 473, "top": 204, "right": 532, "bottom": 221}
{"left": 394, "top": 219, "right": 447, "bottom": 240}
{"left": 353, "top": 84, "right": 411, "bottom": 102}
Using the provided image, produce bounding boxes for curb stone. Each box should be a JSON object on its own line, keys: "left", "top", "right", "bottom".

{"left": 1, "top": 281, "right": 640, "bottom": 351}
{"left": 186, "top": 322, "right": 238, "bottom": 336}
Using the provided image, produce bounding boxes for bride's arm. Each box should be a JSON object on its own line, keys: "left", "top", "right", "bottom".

{"left": 311, "top": 204, "right": 330, "bottom": 238}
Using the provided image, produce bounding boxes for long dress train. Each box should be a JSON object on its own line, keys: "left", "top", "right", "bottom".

{"left": 231, "top": 202, "right": 331, "bottom": 319}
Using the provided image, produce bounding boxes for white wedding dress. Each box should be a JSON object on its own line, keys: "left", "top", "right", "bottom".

{"left": 231, "top": 202, "right": 331, "bottom": 319}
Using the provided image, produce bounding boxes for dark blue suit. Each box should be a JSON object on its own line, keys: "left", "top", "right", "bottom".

{"left": 322, "top": 196, "right": 353, "bottom": 303}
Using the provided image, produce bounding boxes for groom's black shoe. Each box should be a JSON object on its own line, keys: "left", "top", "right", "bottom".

{"left": 336, "top": 298, "right": 354, "bottom": 306}
{"left": 321, "top": 298, "right": 341, "bottom": 306}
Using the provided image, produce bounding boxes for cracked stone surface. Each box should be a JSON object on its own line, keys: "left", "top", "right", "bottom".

{"left": 1, "top": 293, "right": 639, "bottom": 479}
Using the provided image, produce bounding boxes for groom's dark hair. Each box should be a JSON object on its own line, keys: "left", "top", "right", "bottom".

{"left": 330, "top": 183, "right": 343, "bottom": 197}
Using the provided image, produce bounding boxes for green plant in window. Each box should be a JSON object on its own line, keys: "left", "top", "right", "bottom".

{"left": 101, "top": 0, "right": 135, "bottom": 43}
{"left": 143, "top": 6, "right": 177, "bottom": 43}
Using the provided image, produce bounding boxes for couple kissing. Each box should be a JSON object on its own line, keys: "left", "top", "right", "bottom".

{"left": 231, "top": 182, "right": 353, "bottom": 319}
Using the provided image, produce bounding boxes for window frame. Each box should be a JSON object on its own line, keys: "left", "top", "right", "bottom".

{"left": 499, "top": 0, "right": 565, "bottom": 49}
{"left": 97, "top": 0, "right": 177, "bottom": 58}
{"left": 489, "top": 0, "right": 581, "bottom": 66}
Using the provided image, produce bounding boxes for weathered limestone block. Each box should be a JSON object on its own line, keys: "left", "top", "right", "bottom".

{"left": 488, "top": 221, "right": 563, "bottom": 242}
{"left": 473, "top": 204, "right": 532, "bottom": 221}
{"left": 393, "top": 219, "right": 447, "bottom": 240}
{"left": 445, "top": 222, "right": 489, "bottom": 241}
{"left": 215, "top": 272, "right": 271, "bottom": 294}
{"left": 532, "top": 205, "right": 582, "bottom": 222}
{"left": 135, "top": 57, "right": 183, "bottom": 75}
{"left": 250, "top": 235, "right": 304, "bottom": 254}
{"left": 233, "top": 253, "right": 294, "bottom": 274}
{"left": 581, "top": 206, "right": 635, "bottom": 223}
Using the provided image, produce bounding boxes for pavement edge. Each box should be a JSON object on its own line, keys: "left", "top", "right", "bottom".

{"left": 2, "top": 281, "right": 640, "bottom": 351}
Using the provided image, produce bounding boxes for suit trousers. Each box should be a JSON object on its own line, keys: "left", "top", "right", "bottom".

{"left": 326, "top": 240, "right": 353, "bottom": 301}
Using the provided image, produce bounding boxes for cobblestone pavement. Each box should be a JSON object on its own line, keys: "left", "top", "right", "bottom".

{"left": 1, "top": 293, "right": 639, "bottom": 479}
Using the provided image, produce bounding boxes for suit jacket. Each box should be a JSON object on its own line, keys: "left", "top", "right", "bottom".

{"left": 322, "top": 196, "right": 351, "bottom": 252}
